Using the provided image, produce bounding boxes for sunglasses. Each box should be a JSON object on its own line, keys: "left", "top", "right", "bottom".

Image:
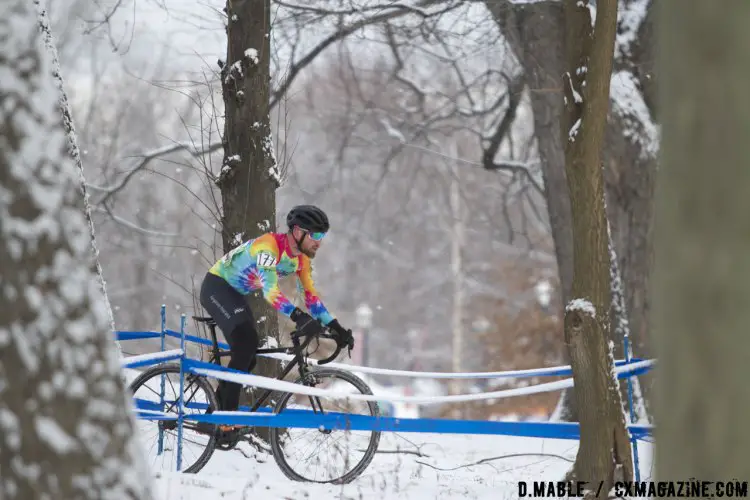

{"left": 302, "top": 229, "right": 326, "bottom": 241}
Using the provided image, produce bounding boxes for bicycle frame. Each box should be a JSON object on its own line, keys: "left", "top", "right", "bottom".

{"left": 130, "top": 314, "right": 376, "bottom": 480}
{"left": 202, "top": 320, "right": 336, "bottom": 412}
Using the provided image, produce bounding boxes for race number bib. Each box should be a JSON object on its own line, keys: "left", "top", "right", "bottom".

{"left": 256, "top": 252, "right": 277, "bottom": 269}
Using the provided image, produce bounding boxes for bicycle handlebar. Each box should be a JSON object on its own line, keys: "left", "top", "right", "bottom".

{"left": 291, "top": 327, "right": 343, "bottom": 365}
{"left": 317, "top": 335, "right": 342, "bottom": 365}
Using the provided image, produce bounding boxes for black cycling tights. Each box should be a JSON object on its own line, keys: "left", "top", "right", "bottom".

{"left": 216, "top": 320, "right": 259, "bottom": 411}
{"left": 199, "top": 273, "right": 259, "bottom": 412}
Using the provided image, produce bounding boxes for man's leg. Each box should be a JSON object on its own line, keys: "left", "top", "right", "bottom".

{"left": 199, "top": 273, "right": 259, "bottom": 412}
{"left": 217, "top": 320, "right": 259, "bottom": 411}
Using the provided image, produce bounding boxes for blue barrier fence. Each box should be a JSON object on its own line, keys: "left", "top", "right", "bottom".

{"left": 120, "top": 306, "right": 653, "bottom": 477}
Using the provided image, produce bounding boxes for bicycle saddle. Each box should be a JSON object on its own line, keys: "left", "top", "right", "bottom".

{"left": 192, "top": 316, "right": 217, "bottom": 326}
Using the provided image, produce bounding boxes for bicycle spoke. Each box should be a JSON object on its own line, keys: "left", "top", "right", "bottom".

{"left": 129, "top": 364, "right": 218, "bottom": 473}
{"left": 269, "top": 368, "right": 381, "bottom": 483}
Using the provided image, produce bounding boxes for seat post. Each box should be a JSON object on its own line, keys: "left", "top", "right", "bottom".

{"left": 209, "top": 324, "right": 221, "bottom": 361}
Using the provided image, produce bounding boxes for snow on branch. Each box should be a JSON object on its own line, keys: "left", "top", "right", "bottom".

{"left": 607, "top": 218, "right": 630, "bottom": 341}
{"left": 223, "top": 60, "right": 244, "bottom": 85}
{"left": 568, "top": 118, "right": 582, "bottom": 142}
{"left": 244, "top": 48, "right": 259, "bottom": 65}
{"left": 262, "top": 131, "right": 282, "bottom": 187}
{"left": 609, "top": 71, "right": 659, "bottom": 160}
{"left": 566, "top": 298, "right": 596, "bottom": 318}
{"left": 611, "top": 0, "right": 659, "bottom": 160}
{"left": 379, "top": 116, "right": 407, "bottom": 143}
{"left": 615, "top": 0, "right": 650, "bottom": 60}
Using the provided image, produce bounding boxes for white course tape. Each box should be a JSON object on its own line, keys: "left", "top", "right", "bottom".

{"left": 190, "top": 359, "right": 654, "bottom": 406}
{"left": 258, "top": 351, "right": 653, "bottom": 379}
{"left": 121, "top": 348, "right": 184, "bottom": 367}
{"left": 136, "top": 409, "right": 172, "bottom": 417}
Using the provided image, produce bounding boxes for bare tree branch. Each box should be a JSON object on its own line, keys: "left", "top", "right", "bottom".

{"left": 480, "top": 74, "right": 544, "bottom": 194}
{"left": 416, "top": 452, "right": 574, "bottom": 472}
{"left": 93, "top": 140, "right": 223, "bottom": 205}
{"left": 270, "top": 0, "right": 462, "bottom": 109}
{"left": 94, "top": 204, "right": 179, "bottom": 237}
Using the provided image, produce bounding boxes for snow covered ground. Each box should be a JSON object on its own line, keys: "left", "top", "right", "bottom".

{"left": 122, "top": 358, "right": 653, "bottom": 499}
{"left": 149, "top": 431, "right": 653, "bottom": 499}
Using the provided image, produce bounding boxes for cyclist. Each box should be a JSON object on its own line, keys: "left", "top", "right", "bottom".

{"left": 198, "top": 205, "right": 354, "bottom": 434}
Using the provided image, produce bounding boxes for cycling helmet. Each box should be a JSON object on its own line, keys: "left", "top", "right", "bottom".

{"left": 286, "top": 205, "right": 330, "bottom": 233}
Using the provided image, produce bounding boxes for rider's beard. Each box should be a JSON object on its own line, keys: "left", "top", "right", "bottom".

{"left": 302, "top": 247, "right": 317, "bottom": 258}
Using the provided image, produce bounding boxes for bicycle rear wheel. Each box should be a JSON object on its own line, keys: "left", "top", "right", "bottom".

{"left": 128, "top": 363, "right": 218, "bottom": 473}
{"left": 269, "top": 367, "right": 381, "bottom": 484}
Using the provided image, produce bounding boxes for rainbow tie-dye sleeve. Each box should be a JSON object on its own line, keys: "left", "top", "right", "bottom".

{"left": 249, "top": 235, "right": 297, "bottom": 317}
{"left": 296, "top": 255, "right": 334, "bottom": 325}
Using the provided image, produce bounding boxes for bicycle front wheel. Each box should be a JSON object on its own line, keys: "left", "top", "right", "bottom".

{"left": 128, "top": 363, "right": 218, "bottom": 473}
{"left": 269, "top": 367, "right": 381, "bottom": 484}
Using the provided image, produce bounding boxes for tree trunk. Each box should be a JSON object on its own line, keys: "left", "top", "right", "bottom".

{"left": 486, "top": 0, "right": 658, "bottom": 420}
{"left": 218, "top": 0, "right": 282, "bottom": 439}
{"left": 605, "top": 0, "right": 658, "bottom": 364}
{"left": 0, "top": 2, "right": 152, "bottom": 498}
{"left": 487, "top": 0, "right": 573, "bottom": 305}
{"left": 561, "top": 0, "right": 633, "bottom": 494}
{"left": 654, "top": 0, "right": 750, "bottom": 481}
{"left": 485, "top": 0, "right": 580, "bottom": 422}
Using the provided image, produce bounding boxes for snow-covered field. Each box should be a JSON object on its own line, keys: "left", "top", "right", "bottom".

{"left": 123, "top": 359, "right": 653, "bottom": 499}
{"left": 149, "top": 431, "right": 653, "bottom": 499}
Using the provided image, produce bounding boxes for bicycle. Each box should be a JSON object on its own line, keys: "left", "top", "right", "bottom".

{"left": 128, "top": 315, "right": 381, "bottom": 484}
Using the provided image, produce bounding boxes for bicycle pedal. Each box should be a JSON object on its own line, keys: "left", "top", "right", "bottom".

{"left": 215, "top": 432, "right": 241, "bottom": 450}
{"left": 215, "top": 426, "right": 252, "bottom": 450}
{"left": 216, "top": 440, "right": 238, "bottom": 451}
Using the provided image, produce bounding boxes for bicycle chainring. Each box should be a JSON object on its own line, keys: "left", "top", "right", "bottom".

{"left": 215, "top": 431, "right": 242, "bottom": 450}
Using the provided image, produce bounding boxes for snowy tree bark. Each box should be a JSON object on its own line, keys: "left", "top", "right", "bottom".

{"left": 217, "top": 0, "right": 282, "bottom": 426}
{"left": 561, "top": 0, "right": 633, "bottom": 494}
{"left": 654, "top": 0, "right": 750, "bottom": 481}
{"left": 484, "top": 0, "right": 581, "bottom": 422}
{"left": 0, "top": 1, "right": 153, "bottom": 498}
{"left": 486, "top": 0, "right": 658, "bottom": 421}
{"left": 34, "top": 1, "right": 121, "bottom": 353}
{"left": 606, "top": 0, "right": 658, "bottom": 364}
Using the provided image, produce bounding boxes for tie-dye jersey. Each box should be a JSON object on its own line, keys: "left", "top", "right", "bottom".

{"left": 208, "top": 232, "right": 334, "bottom": 325}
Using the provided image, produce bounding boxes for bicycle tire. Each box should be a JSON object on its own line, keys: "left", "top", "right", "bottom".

{"left": 129, "top": 363, "right": 218, "bottom": 473}
{"left": 269, "top": 367, "right": 381, "bottom": 484}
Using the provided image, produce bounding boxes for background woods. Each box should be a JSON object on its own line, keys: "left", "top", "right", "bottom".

{"left": 46, "top": 0, "right": 655, "bottom": 421}
{"left": 16, "top": 0, "right": 750, "bottom": 496}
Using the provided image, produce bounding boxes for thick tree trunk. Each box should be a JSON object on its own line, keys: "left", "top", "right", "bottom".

{"left": 605, "top": 0, "right": 658, "bottom": 363}
{"left": 218, "top": 0, "right": 282, "bottom": 437}
{"left": 561, "top": 0, "right": 633, "bottom": 494}
{"left": 486, "top": 0, "right": 658, "bottom": 420}
{"left": 487, "top": 0, "right": 573, "bottom": 305}
{"left": 654, "top": 0, "right": 750, "bottom": 481}
{"left": 0, "top": 2, "right": 152, "bottom": 498}
{"left": 485, "top": 0, "right": 580, "bottom": 422}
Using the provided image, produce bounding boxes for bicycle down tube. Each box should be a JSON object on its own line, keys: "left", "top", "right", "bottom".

{"left": 201, "top": 320, "right": 342, "bottom": 414}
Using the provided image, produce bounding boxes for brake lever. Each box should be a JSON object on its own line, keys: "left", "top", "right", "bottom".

{"left": 315, "top": 328, "right": 342, "bottom": 365}
{"left": 317, "top": 342, "right": 341, "bottom": 365}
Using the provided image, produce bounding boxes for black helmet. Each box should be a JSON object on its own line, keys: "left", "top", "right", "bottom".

{"left": 286, "top": 205, "right": 330, "bottom": 232}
